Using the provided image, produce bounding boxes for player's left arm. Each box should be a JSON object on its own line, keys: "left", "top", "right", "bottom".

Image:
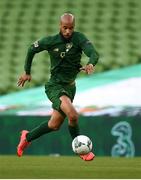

{"left": 79, "top": 34, "right": 99, "bottom": 74}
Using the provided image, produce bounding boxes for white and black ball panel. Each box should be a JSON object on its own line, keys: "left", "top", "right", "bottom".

{"left": 72, "top": 135, "right": 93, "bottom": 155}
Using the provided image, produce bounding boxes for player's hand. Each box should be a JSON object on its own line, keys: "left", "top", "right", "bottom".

{"left": 17, "top": 73, "right": 31, "bottom": 87}
{"left": 80, "top": 64, "right": 95, "bottom": 74}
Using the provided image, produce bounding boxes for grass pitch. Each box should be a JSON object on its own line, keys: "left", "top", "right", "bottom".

{"left": 0, "top": 155, "right": 141, "bottom": 179}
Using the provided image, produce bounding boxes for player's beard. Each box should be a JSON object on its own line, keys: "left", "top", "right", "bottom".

{"left": 59, "top": 31, "right": 73, "bottom": 42}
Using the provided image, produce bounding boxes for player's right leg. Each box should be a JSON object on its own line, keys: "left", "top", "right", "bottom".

{"left": 17, "top": 130, "right": 31, "bottom": 157}
{"left": 17, "top": 110, "right": 65, "bottom": 157}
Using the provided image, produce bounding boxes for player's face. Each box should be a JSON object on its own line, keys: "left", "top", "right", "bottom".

{"left": 60, "top": 22, "right": 74, "bottom": 39}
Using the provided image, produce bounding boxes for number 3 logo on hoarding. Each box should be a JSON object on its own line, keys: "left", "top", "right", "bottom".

{"left": 111, "top": 121, "right": 135, "bottom": 157}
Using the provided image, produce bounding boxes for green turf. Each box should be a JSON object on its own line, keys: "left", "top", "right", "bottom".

{"left": 0, "top": 155, "right": 141, "bottom": 179}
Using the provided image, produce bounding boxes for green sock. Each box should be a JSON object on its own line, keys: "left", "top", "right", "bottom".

{"left": 26, "top": 121, "right": 53, "bottom": 142}
{"left": 68, "top": 124, "right": 80, "bottom": 139}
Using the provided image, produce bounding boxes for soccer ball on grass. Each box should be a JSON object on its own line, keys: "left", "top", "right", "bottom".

{"left": 72, "top": 135, "right": 93, "bottom": 155}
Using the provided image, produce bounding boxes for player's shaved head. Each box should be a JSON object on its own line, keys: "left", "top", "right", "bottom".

{"left": 60, "top": 13, "right": 75, "bottom": 25}
{"left": 60, "top": 13, "right": 75, "bottom": 39}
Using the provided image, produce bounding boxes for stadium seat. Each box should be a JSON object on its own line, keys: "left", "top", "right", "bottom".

{"left": 0, "top": 0, "right": 141, "bottom": 94}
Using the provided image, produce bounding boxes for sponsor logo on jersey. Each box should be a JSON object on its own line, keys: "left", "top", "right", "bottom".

{"left": 60, "top": 52, "right": 65, "bottom": 58}
{"left": 53, "top": 48, "right": 59, "bottom": 52}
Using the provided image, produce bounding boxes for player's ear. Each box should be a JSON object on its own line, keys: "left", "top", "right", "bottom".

{"left": 59, "top": 22, "right": 62, "bottom": 30}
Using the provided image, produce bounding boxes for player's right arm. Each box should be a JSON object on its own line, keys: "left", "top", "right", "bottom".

{"left": 17, "top": 73, "right": 31, "bottom": 87}
{"left": 17, "top": 37, "right": 49, "bottom": 87}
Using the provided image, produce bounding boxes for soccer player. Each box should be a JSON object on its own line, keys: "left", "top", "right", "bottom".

{"left": 17, "top": 13, "right": 99, "bottom": 161}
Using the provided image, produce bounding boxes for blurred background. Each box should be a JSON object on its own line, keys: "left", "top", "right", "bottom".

{"left": 0, "top": 0, "right": 141, "bottom": 157}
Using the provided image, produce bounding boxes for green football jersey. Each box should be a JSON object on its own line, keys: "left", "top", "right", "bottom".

{"left": 24, "top": 31, "right": 99, "bottom": 83}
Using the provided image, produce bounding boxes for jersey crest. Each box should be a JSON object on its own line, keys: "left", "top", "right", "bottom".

{"left": 66, "top": 43, "right": 73, "bottom": 52}
{"left": 60, "top": 42, "right": 73, "bottom": 58}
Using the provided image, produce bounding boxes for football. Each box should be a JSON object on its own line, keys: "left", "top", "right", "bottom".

{"left": 72, "top": 135, "right": 93, "bottom": 155}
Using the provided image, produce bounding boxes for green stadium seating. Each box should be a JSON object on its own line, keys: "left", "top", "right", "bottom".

{"left": 0, "top": 0, "right": 141, "bottom": 94}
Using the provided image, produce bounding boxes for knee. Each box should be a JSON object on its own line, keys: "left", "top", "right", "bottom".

{"left": 68, "top": 111, "right": 79, "bottom": 123}
{"left": 48, "top": 124, "right": 60, "bottom": 131}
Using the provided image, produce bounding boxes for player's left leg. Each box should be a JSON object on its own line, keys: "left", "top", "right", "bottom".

{"left": 60, "top": 95, "right": 95, "bottom": 161}
{"left": 79, "top": 152, "right": 95, "bottom": 161}
{"left": 60, "top": 95, "right": 80, "bottom": 139}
